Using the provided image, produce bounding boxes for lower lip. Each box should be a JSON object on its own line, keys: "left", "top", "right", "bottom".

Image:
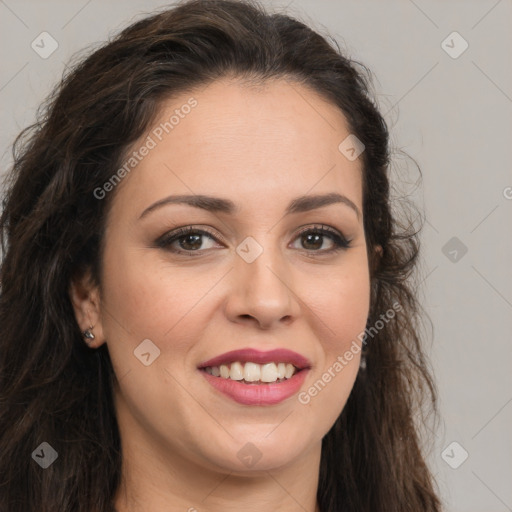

{"left": 199, "top": 369, "right": 309, "bottom": 405}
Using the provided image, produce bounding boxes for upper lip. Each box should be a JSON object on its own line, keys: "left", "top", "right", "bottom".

{"left": 198, "top": 348, "right": 312, "bottom": 370}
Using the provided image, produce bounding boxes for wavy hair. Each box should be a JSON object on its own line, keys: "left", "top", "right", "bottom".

{"left": 0, "top": 0, "right": 441, "bottom": 510}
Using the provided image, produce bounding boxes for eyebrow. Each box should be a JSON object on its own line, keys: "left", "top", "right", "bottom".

{"left": 139, "top": 192, "right": 361, "bottom": 220}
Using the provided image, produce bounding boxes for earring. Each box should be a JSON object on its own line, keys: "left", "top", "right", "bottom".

{"left": 83, "top": 326, "right": 95, "bottom": 341}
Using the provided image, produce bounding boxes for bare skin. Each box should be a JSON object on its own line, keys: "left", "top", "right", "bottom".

{"left": 71, "top": 76, "right": 377, "bottom": 512}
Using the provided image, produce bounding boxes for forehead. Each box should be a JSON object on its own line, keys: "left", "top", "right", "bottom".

{"left": 110, "top": 77, "right": 364, "bottom": 219}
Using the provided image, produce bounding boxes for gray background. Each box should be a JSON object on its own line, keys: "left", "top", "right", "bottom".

{"left": 1, "top": 1, "right": 511, "bottom": 511}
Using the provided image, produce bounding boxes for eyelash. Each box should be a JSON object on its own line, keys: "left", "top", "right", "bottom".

{"left": 156, "top": 224, "right": 351, "bottom": 257}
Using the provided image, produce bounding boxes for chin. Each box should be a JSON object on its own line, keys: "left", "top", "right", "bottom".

{"left": 197, "top": 429, "right": 313, "bottom": 474}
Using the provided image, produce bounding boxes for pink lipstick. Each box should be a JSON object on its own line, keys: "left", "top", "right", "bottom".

{"left": 197, "top": 348, "right": 311, "bottom": 406}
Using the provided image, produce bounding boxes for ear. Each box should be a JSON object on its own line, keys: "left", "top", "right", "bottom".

{"left": 69, "top": 269, "right": 106, "bottom": 349}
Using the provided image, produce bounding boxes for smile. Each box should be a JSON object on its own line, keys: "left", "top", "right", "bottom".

{"left": 203, "top": 361, "right": 298, "bottom": 383}
{"left": 198, "top": 348, "right": 311, "bottom": 405}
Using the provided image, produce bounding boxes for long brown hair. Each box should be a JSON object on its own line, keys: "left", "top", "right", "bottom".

{"left": 0, "top": 1, "right": 441, "bottom": 510}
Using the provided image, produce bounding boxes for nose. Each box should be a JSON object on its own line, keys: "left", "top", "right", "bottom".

{"left": 224, "top": 240, "right": 300, "bottom": 330}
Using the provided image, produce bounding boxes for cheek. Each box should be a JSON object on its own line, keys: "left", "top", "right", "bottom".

{"left": 100, "top": 245, "right": 199, "bottom": 338}
{"left": 300, "top": 259, "right": 370, "bottom": 403}
{"left": 307, "top": 260, "right": 371, "bottom": 350}
{"left": 99, "top": 245, "right": 228, "bottom": 376}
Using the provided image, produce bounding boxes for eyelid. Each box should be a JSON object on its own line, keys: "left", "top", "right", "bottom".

{"left": 294, "top": 223, "right": 346, "bottom": 239}
{"left": 155, "top": 225, "right": 224, "bottom": 248}
{"left": 156, "top": 223, "right": 351, "bottom": 254}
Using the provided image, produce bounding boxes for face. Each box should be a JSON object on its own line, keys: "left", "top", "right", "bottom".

{"left": 72, "top": 77, "right": 372, "bottom": 475}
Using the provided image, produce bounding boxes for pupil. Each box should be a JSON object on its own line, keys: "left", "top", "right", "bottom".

{"left": 304, "top": 233, "right": 321, "bottom": 250}
{"left": 181, "top": 234, "right": 202, "bottom": 250}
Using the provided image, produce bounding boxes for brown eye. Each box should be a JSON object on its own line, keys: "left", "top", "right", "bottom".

{"left": 176, "top": 233, "right": 203, "bottom": 251}
{"left": 156, "top": 224, "right": 351, "bottom": 257}
{"left": 291, "top": 225, "right": 351, "bottom": 253}
{"left": 156, "top": 227, "right": 222, "bottom": 255}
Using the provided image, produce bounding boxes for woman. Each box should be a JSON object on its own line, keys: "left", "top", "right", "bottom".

{"left": 0, "top": 0, "right": 441, "bottom": 510}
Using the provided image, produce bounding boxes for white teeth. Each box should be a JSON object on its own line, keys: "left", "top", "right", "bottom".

{"left": 204, "top": 361, "right": 299, "bottom": 383}
{"left": 219, "top": 364, "right": 230, "bottom": 378}
{"left": 260, "top": 362, "right": 278, "bottom": 382}
{"left": 229, "top": 361, "right": 244, "bottom": 381}
{"left": 244, "top": 362, "right": 261, "bottom": 382}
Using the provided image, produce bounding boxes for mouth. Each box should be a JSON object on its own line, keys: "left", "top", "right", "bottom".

{"left": 197, "top": 348, "right": 311, "bottom": 405}
{"left": 201, "top": 361, "right": 300, "bottom": 384}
